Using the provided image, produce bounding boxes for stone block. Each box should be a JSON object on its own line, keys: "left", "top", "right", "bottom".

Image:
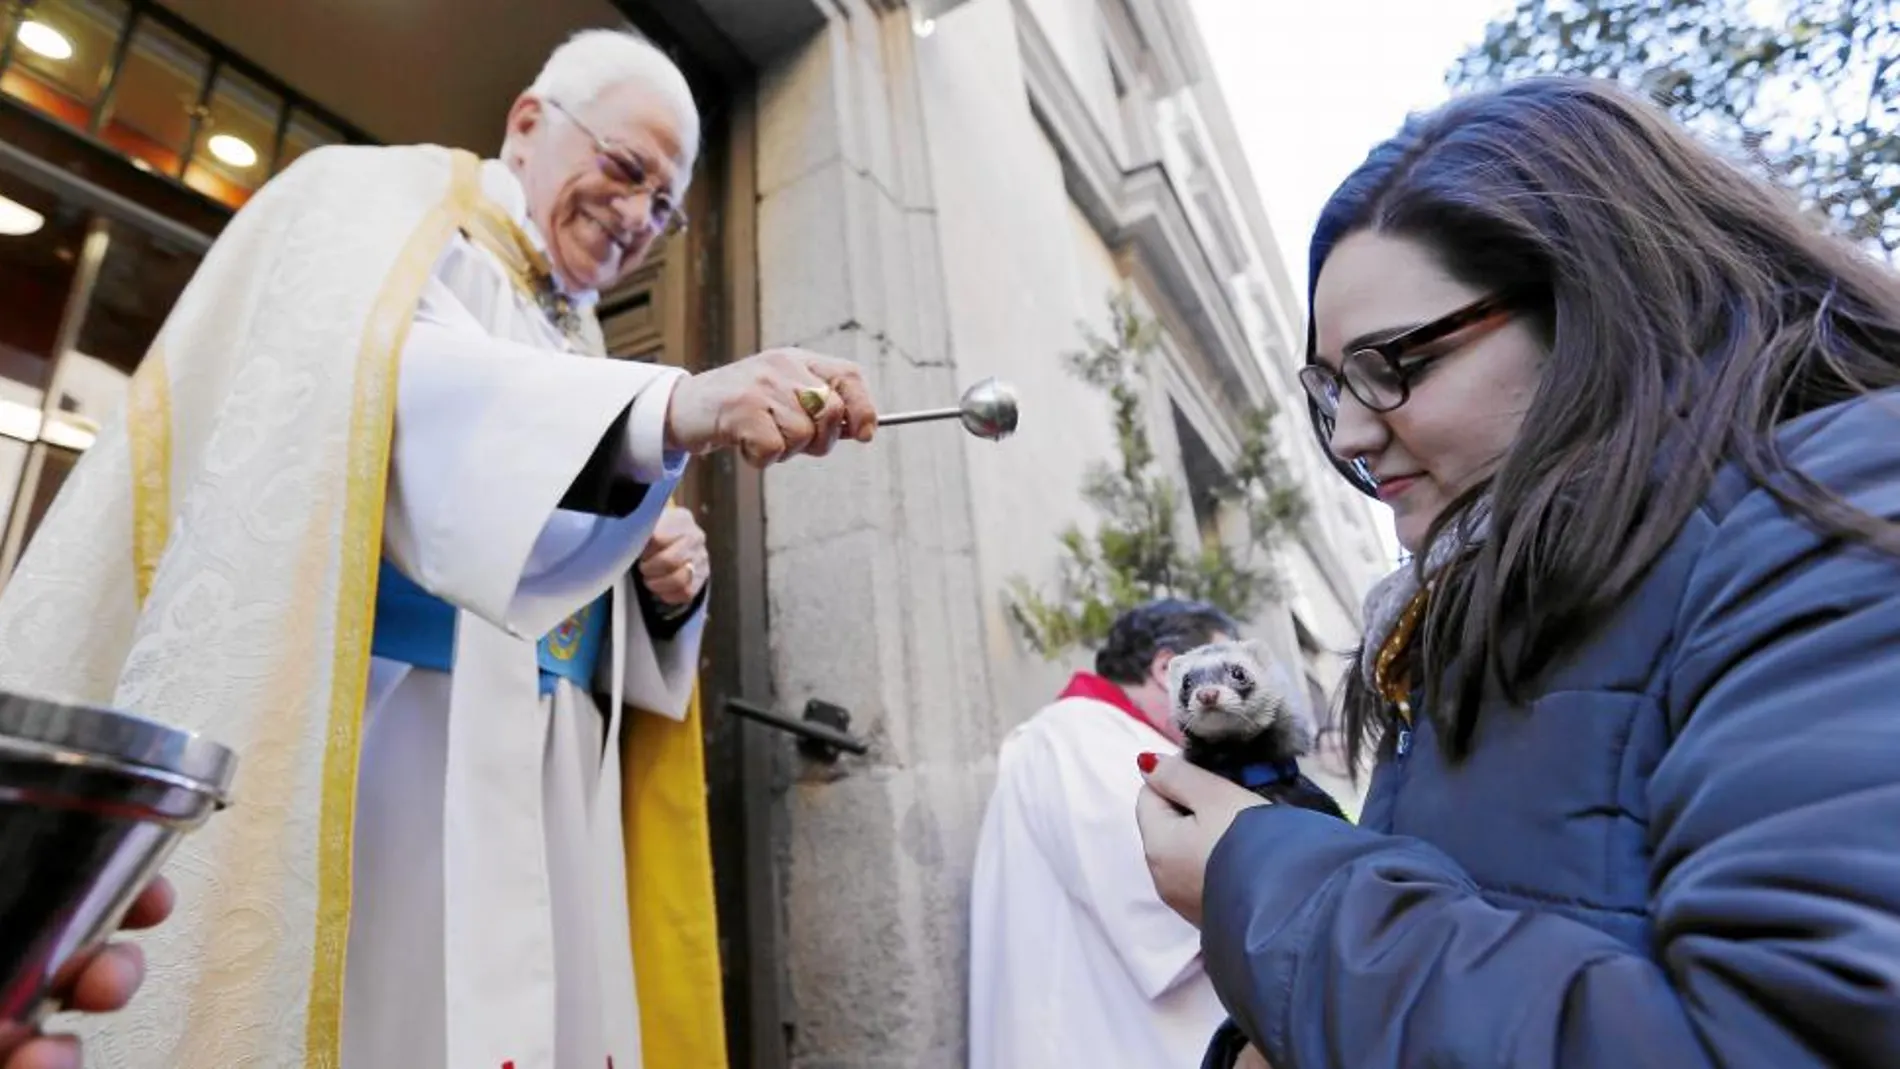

{"left": 759, "top": 160, "right": 857, "bottom": 348}
{"left": 757, "top": 26, "right": 845, "bottom": 198}
{"left": 901, "top": 206, "right": 951, "bottom": 367}
{"left": 760, "top": 435, "right": 887, "bottom": 554}
{"left": 762, "top": 327, "right": 897, "bottom": 555}
{"left": 934, "top": 543, "right": 1004, "bottom": 746}
{"left": 839, "top": 7, "right": 901, "bottom": 199}
{"left": 865, "top": 175, "right": 926, "bottom": 367}
{"left": 881, "top": 403, "right": 970, "bottom": 557}
{"left": 877, "top": 13, "right": 941, "bottom": 216}
{"left": 766, "top": 528, "right": 909, "bottom": 752}
{"left": 759, "top": 140, "right": 947, "bottom": 382}
{"left": 783, "top": 774, "right": 917, "bottom": 1058}
{"left": 784, "top": 765, "right": 986, "bottom": 1067}
{"left": 868, "top": 547, "right": 956, "bottom": 766}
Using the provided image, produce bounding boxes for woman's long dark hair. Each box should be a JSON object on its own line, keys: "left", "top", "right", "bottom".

{"left": 1308, "top": 77, "right": 1900, "bottom": 773}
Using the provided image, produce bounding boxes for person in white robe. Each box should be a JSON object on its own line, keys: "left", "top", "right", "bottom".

{"left": 968, "top": 600, "right": 1241, "bottom": 1069}
{"left": 0, "top": 27, "right": 874, "bottom": 1069}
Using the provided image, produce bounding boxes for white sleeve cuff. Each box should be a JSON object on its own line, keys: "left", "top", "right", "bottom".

{"left": 621, "top": 367, "right": 690, "bottom": 484}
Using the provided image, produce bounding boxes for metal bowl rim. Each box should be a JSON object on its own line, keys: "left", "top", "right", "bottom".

{"left": 0, "top": 691, "right": 236, "bottom": 798}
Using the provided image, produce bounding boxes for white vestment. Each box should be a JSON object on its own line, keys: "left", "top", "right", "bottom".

{"left": 0, "top": 146, "right": 705, "bottom": 1069}
{"left": 968, "top": 693, "right": 1227, "bottom": 1069}
{"left": 340, "top": 161, "right": 706, "bottom": 1069}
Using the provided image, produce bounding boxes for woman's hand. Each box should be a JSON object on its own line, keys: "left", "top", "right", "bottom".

{"left": 1134, "top": 753, "right": 1270, "bottom": 927}
{"left": 0, "top": 875, "right": 175, "bottom": 1069}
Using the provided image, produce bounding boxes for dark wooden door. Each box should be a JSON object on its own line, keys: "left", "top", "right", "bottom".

{"left": 595, "top": 74, "right": 785, "bottom": 1069}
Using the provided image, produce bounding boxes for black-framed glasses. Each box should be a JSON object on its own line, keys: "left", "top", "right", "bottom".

{"left": 545, "top": 98, "right": 689, "bottom": 238}
{"left": 1298, "top": 291, "right": 1518, "bottom": 420}
{"left": 1300, "top": 290, "right": 1522, "bottom": 498}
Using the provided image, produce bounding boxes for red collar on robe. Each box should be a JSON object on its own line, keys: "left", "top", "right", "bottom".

{"left": 1058, "top": 672, "right": 1168, "bottom": 740}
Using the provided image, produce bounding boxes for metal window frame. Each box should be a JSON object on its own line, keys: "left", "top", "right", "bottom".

{"left": 0, "top": 0, "right": 373, "bottom": 189}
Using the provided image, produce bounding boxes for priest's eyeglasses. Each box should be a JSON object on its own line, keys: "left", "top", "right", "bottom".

{"left": 545, "top": 99, "right": 689, "bottom": 239}
{"left": 1298, "top": 291, "right": 1519, "bottom": 419}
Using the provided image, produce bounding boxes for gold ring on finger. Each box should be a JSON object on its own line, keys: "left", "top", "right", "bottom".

{"left": 794, "top": 384, "right": 831, "bottom": 418}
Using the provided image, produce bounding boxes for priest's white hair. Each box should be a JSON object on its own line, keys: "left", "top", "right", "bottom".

{"left": 527, "top": 27, "right": 701, "bottom": 176}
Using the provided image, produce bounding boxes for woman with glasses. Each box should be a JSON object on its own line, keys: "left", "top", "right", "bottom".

{"left": 1134, "top": 76, "right": 1900, "bottom": 1068}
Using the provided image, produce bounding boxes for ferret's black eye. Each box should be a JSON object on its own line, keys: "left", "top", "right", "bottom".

{"left": 1228, "top": 665, "right": 1248, "bottom": 685}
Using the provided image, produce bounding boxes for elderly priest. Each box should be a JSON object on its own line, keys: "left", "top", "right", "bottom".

{"left": 0, "top": 27, "right": 873, "bottom": 1069}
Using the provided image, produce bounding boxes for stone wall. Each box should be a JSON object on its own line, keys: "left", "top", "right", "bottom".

{"left": 753, "top": 4, "right": 1002, "bottom": 1065}
{"left": 748, "top": 0, "right": 1378, "bottom": 1063}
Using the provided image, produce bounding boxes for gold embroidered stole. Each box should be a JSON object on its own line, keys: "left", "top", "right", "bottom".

{"left": 460, "top": 199, "right": 591, "bottom": 347}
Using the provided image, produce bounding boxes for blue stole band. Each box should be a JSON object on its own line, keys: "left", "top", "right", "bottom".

{"left": 370, "top": 561, "right": 609, "bottom": 697}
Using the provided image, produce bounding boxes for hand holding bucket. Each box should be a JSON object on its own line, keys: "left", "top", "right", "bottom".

{"left": 0, "top": 693, "right": 237, "bottom": 1050}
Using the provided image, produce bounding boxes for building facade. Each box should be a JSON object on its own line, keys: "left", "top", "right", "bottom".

{"left": 0, "top": 0, "right": 1389, "bottom": 1065}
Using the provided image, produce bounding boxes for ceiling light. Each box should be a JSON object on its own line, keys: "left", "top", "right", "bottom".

{"left": 0, "top": 399, "right": 41, "bottom": 443}
{"left": 207, "top": 134, "right": 257, "bottom": 169}
{"left": 0, "top": 195, "right": 44, "bottom": 237}
{"left": 40, "top": 413, "right": 99, "bottom": 452}
{"left": 17, "top": 20, "right": 73, "bottom": 61}
{"left": 913, "top": 17, "right": 937, "bottom": 37}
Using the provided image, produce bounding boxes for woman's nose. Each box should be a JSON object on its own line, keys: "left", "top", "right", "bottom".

{"left": 1326, "top": 392, "right": 1387, "bottom": 464}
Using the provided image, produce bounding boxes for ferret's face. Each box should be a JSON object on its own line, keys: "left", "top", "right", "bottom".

{"left": 1166, "top": 639, "right": 1298, "bottom": 743}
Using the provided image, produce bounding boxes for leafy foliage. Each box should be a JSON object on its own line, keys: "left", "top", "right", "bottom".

{"left": 1007, "top": 292, "right": 1309, "bottom": 658}
{"left": 1449, "top": 0, "right": 1899, "bottom": 257}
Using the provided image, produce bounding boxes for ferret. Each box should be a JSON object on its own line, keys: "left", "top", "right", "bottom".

{"left": 1165, "top": 639, "right": 1348, "bottom": 819}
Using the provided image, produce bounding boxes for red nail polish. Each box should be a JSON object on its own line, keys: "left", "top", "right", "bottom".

{"left": 1137, "top": 752, "right": 1158, "bottom": 774}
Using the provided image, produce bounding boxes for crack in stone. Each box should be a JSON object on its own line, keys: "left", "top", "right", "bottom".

{"left": 788, "top": 322, "right": 951, "bottom": 371}
{"left": 847, "top": 158, "right": 927, "bottom": 216}
{"left": 764, "top": 519, "right": 884, "bottom": 557}
{"left": 758, "top": 152, "right": 936, "bottom": 220}
{"left": 755, "top": 150, "right": 846, "bottom": 203}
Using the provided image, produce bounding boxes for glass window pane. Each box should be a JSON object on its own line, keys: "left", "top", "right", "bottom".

{"left": 0, "top": 0, "right": 129, "bottom": 129}
{"left": 73, "top": 217, "right": 200, "bottom": 377}
{"left": 183, "top": 67, "right": 281, "bottom": 208}
{"left": 95, "top": 17, "right": 209, "bottom": 178}
{"left": 274, "top": 108, "right": 346, "bottom": 176}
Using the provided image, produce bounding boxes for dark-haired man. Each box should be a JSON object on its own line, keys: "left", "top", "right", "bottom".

{"left": 968, "top": 599, "right": 1238, "bottom": 1069}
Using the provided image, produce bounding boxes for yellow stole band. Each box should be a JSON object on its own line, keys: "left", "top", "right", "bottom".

{"left": 624, "top": 682, "right": 730, "bottom": 1069}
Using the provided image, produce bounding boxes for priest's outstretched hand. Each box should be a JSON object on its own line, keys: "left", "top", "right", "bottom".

{"left": 663, "top": 348, "right": 877, "bottom": 467}
{"left": 0, "top": 876, "right": 175, "bottom": 1069}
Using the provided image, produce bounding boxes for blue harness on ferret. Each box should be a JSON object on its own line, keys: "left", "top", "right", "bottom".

{"left": 1233, "top": 758, "right": 1303, "bottom": 792}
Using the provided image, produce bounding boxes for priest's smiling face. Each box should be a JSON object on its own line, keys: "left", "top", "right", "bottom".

{"left": 505, "top": 80, "right": 692, "bottom": 295}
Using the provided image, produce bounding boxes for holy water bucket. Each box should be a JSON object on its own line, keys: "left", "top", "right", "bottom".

{"left": 0, "top": 691, "right": 236, "bottom": 1032}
